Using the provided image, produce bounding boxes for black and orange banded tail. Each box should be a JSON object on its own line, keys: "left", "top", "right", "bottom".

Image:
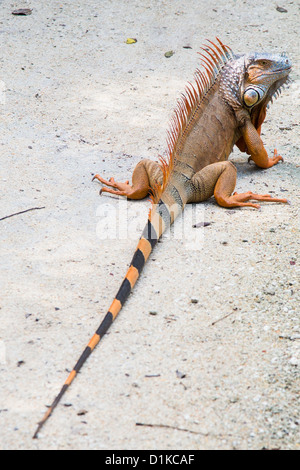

{"left": 33, "top": 220, "right": 158, "bottom": 438}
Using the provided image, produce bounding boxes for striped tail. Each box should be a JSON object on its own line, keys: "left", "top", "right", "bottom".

{"left": 33, "top": 205, "right": 171, "bottom": 438}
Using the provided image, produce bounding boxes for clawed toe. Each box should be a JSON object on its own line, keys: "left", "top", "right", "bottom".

{"left": 93, "top": 172, "right": 135, "bottom": 198}
{"left": 219, "top": 190, "right": 290, "bottom": 209}
{"left": 92, "top": 174, "right": 112, "bottom": 186}
{"left": 100, "top": 187, "right": 127, "bottom": 197}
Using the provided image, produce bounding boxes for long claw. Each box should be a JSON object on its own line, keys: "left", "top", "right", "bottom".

{"left": 93, "top": 172, "right": 135, "bottom": 197}
{"left": 220, "top": 190, "right": 290, "bottom": 209}
{"left": 100, "top": 187, "right": 128, "bottom": 197}
{"left": 92, "top": 174, "right": 114, "bottom": 186}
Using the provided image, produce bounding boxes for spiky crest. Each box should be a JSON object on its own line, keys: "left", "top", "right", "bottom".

{"left": 149, "top": 38, "right": 234, "bottom": 206}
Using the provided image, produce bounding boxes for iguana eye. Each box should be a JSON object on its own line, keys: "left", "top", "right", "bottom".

{"left": 243, "top": 88, "right": 260, "bottom": 107}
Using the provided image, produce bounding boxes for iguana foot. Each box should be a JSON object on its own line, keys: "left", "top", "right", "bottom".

{"left": 221, "top": 191, "right": 288, "bottom": 209}
{"left": 92, "top": 159, "right": 163, "bottom": 200}
{"left": 266, "top": 149, "right": 284, "bottom": 167}
{"left": 92, "top": 173, "right": 150, "bottom": 199}
{"left": 248, "top": 150, "right": 283, "bottom": 166}
{"left": 92, "top": 174, "right": 134, "bottom": 196}
{"left": 190, "top": 161, "right": 289, "bottom": 210}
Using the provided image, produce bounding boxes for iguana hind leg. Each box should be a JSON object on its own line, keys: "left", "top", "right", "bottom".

{"left": 189, "top": 160, "right": 288, "bottom": 209}
{"left": 93, "top": 159, "right": 163, "bottom": 200}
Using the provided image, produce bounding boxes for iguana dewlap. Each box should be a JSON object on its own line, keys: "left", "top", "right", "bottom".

{"left": 34, "top": 38, "right": 292, "bottom": 438}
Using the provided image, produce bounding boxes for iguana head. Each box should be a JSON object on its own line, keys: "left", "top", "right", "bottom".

{"left": 241, "top": 52, "right": 292, "bottom": 109}
{"left": 219, "top": 49, "right": 292, "bottom": 135}
{"left": 220, "top": 51, "right": 292, "bottom": 109}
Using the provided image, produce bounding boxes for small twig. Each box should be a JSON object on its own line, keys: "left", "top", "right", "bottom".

{"left": 0, "top": 206, "right": 45, "bottom": 221}
{"left": 192, "top": 221, "right": 212, "bottom": 228}
{"left": 12, "top": 8, "right": 32, "bottom": 15}
{"left": 211, "top": 311, "right": 235, "bottom": 326}
{"left": 136, "top": 422, "right": 206, "bottom": 435}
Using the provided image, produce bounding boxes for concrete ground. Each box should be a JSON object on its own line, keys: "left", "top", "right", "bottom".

{"left": 0, "top": 0, "right": 299, "bottom": 449}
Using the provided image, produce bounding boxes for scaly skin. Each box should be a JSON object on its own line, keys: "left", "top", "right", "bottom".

{"left": 34, "top": 39, "right": 292, "bottom": 438}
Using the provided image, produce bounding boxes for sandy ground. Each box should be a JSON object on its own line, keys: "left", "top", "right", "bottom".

{"left": 0, "top": 0, "right": 299, "bottom": 450}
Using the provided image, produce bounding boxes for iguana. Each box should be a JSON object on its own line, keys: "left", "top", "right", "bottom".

{"left": 33, "top": 38, "right": 292, "bottom": 438}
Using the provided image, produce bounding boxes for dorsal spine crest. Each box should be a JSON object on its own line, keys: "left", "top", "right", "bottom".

{"left": 151, "top": 38, "right": 234, "bottom": 204}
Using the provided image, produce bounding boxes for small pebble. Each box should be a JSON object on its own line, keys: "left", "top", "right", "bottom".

{"left": 176, "top": 370, "right": 186, "bottom": 379}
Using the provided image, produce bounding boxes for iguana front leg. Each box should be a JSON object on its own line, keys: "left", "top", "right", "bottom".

{"left": 93, "top": 159, "right": 163, "bottom": 200}
{"left": 241, "top": 117, "right": 283, "bottom": 169}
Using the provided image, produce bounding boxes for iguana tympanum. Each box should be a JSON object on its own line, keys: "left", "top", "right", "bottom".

{"left": 34, "top": 39, "right": 292, "bottom": 437}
